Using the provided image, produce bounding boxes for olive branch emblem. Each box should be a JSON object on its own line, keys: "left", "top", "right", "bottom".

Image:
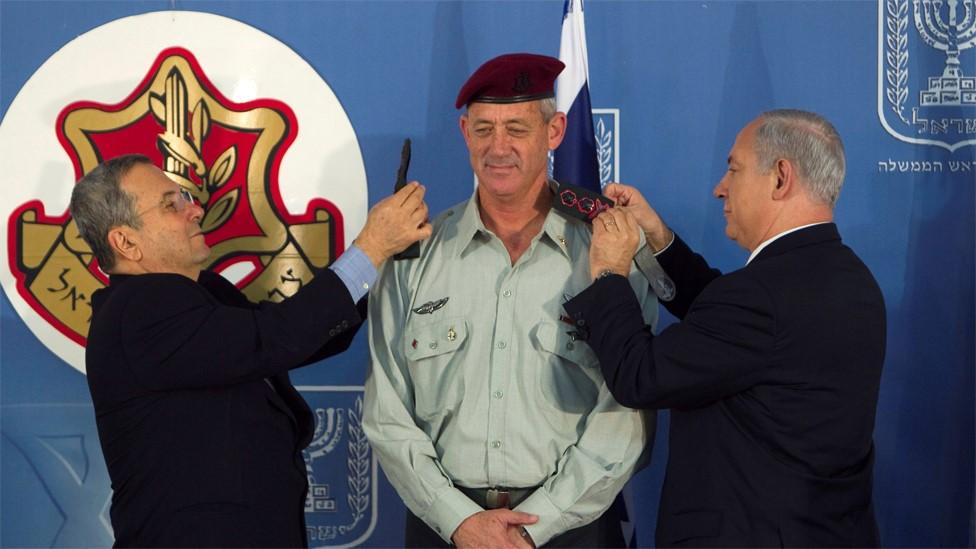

{"left": 885, "top": 0, "right": 910, "bottom": 124}
{"left": 595, "top": 117, "right": 613, "bottom": 188}
{"left": 149, "top": 68, "right": 239, "bottom": 233}
{"left": 339, "top": 396, "right": 370, "bottom": 535}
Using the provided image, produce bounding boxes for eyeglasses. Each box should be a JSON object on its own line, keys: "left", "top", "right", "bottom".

{"left": 558, "top": 189, "right": 612, "bottom": 220}
{"left": 136, "top": 188, "right": 197, "bottom": 218}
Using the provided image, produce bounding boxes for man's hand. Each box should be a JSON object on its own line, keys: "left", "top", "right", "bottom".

{"left": 451, "top": 509, "right": 538, "bottom": 549}
{"left": 506, "top": 525, "right": 536, "bottom": 549}
{"left": 590, "top": 208, "right": 641, "bottom": 281}
{"left": 603, "top": 183, "right": 672, "bottom": 252}
{"left": 354, "top": 182, "right": 432, "bottom": 268}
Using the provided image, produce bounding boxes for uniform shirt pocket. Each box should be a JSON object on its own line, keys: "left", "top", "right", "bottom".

{"left": 532, "top": 320, "right": 602, "bottom": 416}
{"left": 403, "top": 317, "right": 468, "bottom": 421}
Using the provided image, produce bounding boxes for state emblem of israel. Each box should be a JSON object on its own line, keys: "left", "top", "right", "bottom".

{"left": 878, "top": 0, "right": 976, "bottom": 151}
{"left": 299, "top": 388, "right": 377, "bottom": 546}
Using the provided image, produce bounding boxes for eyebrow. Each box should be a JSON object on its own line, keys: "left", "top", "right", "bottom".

{"left": 472, "top": 117, "right": 532, "bottom": 126}
{"left": 157, "top": 190, "right": 179, "bottom": 203}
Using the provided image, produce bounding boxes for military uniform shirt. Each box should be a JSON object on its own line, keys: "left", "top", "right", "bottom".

{"left": 363, "top": 191, "right": 658, "bottom": 545}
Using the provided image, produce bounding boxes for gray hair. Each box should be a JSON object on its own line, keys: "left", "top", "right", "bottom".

{"left": 69, "top": 154, "right": 151, "bottom": 271}
{"left": 754, "top": 109, "right": 845, "bottom": 207}
{"left": 538, "top": 97, "right": 557, "bottom": 123}
{"left": 463, "top": 96, "right": 559, "bottom": 123}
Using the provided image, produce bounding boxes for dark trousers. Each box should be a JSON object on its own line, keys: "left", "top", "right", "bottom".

{"left": 404, "top": 494, "right": 627, "bottom": 548}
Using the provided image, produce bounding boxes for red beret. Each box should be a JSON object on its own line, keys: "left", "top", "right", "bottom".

{"left": 455, "top": 53, "right": 565, "bottom": 109}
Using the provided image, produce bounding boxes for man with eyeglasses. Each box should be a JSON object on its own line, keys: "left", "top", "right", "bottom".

{"left": 70, "top": 154, "right": 430, "bottom": 547}
{"left": 363, "top": 53, "right": 656, "bottom": 549}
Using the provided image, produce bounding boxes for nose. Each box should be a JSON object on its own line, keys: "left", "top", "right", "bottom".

{"left": 488, "top": 130, "right": 511, "bottom": 155}
{"left": 713, "top": 176, "right": 728, "bottom": 200}
{"left": 187, "top": 201, "right": 205, "bottom": 223}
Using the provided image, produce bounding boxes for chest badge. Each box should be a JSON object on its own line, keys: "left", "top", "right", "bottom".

{"left": 412, "top": 297, "right": 449, "bottom": 315}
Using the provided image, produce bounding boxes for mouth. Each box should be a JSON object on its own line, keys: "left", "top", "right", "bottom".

{"left": 484, "top": 154, "right": 519, "bottom": 171}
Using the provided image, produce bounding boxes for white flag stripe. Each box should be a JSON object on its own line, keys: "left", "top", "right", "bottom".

{"left": 556, "top": 0, "right": 589, "bottom": 113}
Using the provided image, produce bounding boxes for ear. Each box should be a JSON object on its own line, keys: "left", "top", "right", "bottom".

{"left": 547, "top": 111, "right": 567, "bottom": 150}
{"left": 459, "top": 113, "right": 471, "bottom": 144}
{"left": 107, "top": 226, "right": 142, "bottom": 263}
{"left": 771, "top": 158, "right": 794, "bottom": 200}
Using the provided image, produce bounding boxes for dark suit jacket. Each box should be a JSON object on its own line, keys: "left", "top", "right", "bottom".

{"left": 564, "top": 224, "right": 885, "bottom": 547}
{"left": 86, "top": 269, "right": 366, "bottom": 548}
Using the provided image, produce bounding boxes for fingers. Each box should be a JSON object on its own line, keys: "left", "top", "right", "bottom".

{"left": 604, "top": 182, "right": 642, "bottom": 207}
{"left": 408, "top": 199, "right": 429, "bottom": 227}
{"left": 414, "top": 221, "right": 433, "bottom": 241}
{"left": 610, "top": 207, "right": 639, "bottom": 236}
{"left": 590, "top": 208, "right": 641, "bottom": 280}
{"left": 497, "top": 510, "right": 539, "bottom": 526}
{"left": 602, "top": 183, "right": 629, "bottom": 204}
{"left": 396, "top": 180, "right": 426, "bottom": 206}
{"left": 394, "top": 180, "right": 422, "bottom": 198}
{"left": 596, "top": 210, "right": 628, "bottom": 233}
{"left": 594, "top": 211, "right": 614, "bottom": 233}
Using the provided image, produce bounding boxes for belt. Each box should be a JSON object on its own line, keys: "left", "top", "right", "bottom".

{"left": 456, "top": 485, "right": 540, "bottom": 509}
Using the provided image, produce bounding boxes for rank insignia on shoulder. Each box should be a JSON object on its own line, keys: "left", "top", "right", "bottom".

{"left": 412, "top": 297, "right": 449, "bottom": 315}
{"left": 552, "top": 181, "right": 614, "bottom": 223}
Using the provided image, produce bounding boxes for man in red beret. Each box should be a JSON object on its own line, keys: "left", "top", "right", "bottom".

{"left": 364, "top": 53, "right": 657, "bottom": 548}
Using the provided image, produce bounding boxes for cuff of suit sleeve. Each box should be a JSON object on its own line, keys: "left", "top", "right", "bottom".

{"left": 653, "top": 231, "right": 675, "bottom": 256}
{"left": 424, "top": 486, "right": 484, "bottom": 544}
{"left": 514, "top": 488, "right": 566, "bottom": 547}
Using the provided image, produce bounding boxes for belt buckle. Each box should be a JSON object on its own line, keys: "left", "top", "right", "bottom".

{"left": 485, "top": 488, "right": 511, "bottom": 509}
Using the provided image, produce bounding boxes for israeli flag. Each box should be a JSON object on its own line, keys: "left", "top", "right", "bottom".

{"left": 553, "top": 0, "right": 601, "bottom": 192}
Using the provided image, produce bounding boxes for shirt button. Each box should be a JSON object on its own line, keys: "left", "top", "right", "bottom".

{"left": 566, "top": 342, "right": 575, "bottom": 350}
{"left": 490, "top": 440, "right": 501, "bottom": 449}
{"left": 429, "top": 342, "right": 438, "bottom": 350}
{"left": 502, "top": 290, "right": 512, "bottom": 297}
{"left": 496, "top": 341, "right": 506, "bottom": 349}
{"left": 493, "top": 390, "right": 503, "bottom": 399}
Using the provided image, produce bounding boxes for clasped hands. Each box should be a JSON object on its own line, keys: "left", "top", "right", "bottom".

{"left": 451, "top": 509, "right": 538, "bottom": 549}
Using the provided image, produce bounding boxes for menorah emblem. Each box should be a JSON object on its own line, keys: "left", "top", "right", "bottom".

{"left": 913, "top": 0, "right": 976, "bottom": 105}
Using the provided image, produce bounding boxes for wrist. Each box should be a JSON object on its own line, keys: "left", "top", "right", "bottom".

{"left": 519, "top": 526, "right": 536, "bottom": 548}
{"left": 592, "top": 267, "right": 625, "bottom": 282}
{"left": 353, "top": 237, "right": 386, "bottom": 269}
{"left": 645, "top": 227, "right": 673, "bottom": 253}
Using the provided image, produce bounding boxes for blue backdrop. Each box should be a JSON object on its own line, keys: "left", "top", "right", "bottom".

{"left": 1, "top": 1, "right": 973, "bottom": 547}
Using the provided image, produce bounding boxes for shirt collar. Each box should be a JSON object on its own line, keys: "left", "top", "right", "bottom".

{"left": 746, "top": 222, "right": 829, "bottom": 265}
{"left": 453, "top": 181, "right": 573, "bottom": 260}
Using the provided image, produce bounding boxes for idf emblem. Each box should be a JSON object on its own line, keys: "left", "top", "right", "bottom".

{"left": 6, "top": 47, "right": 342, "bottom": 347}
{"left": 299, "top": 388, "right": 377, "bottom": 546}
{"left": 878, "top": 0, "right": 976, "bottom": 151}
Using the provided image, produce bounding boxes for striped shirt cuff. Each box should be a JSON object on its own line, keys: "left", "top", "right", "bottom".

{"left": 328, "top": 244, "right": 377, "bottom": 303}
